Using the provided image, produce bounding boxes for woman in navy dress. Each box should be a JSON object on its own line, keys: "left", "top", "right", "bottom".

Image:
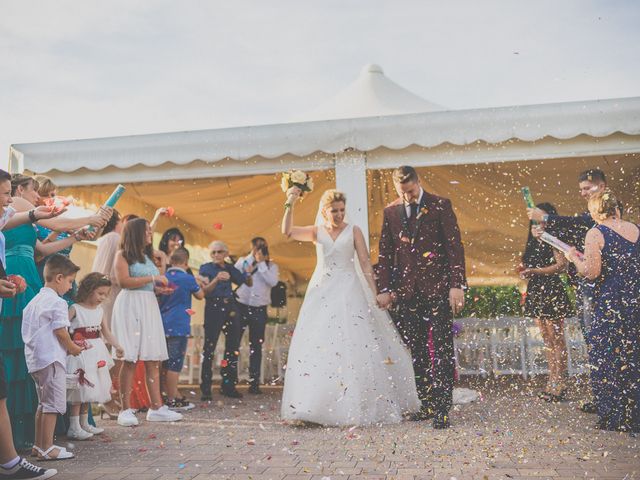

{"left": 566, "top": 189, "right": 640, "bottom": 433}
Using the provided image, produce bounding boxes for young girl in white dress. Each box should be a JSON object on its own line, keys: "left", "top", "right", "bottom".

{"left": 66, "top": 273, "right": 124, "bottom": 440}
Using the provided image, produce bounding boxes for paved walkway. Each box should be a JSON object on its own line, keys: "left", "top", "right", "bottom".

{"left": 52, "top": 379, "right": 638, "bottom": 480}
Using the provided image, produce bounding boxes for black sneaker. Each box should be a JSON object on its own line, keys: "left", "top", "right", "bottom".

{"left": 220, "top": 388, "right": 243, "bottom": 398}
{"left": 168, "top": 398, "right": 195, "bottom": 411}
{"left": 580, "top": 401, "right": 598, "bottom": 414}
{"left": 248, "top": 384, "right": 263, "bottom": 395}
{"left": 0, "top": 457, "right": 57, "bottom": 479}
{"left": 406, "top": 406, "right": 434, "bottom": 421}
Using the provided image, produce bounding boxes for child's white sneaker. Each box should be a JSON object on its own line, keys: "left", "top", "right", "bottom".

{"left": 81, "top": 423, "right": 104, "bottom": 434}
{"left": 146, "top": 405, "right": 183, "bottom": 422}
{"left": 67, "top": 426, "right": 93, "bottom": 440}
{"left": 117, "top": 408, "right": 139, "bottom": 427}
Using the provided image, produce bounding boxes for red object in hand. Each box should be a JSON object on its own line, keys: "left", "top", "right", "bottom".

{"left": 185, "top": 308, "right": 196, "bottom": 316}
{"left": 166, "top": 206, "right": 175, "bottom": 217}
{"left": 97, "top": 360, "right": 107, "bottom": 368}
{"left": 220, "top": 359, "right": 228, "bottom": 368}
{"left": 212, "top": 223, "right": 223, "bottom": 230}
{"left": 6, "top": 275, "right": 26, "bottom": 293}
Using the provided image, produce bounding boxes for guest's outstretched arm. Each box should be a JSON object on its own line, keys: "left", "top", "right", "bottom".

{"left": 566, "top": 228, "right": 603, "bottom": 280}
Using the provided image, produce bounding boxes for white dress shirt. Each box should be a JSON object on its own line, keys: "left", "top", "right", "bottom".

{"left": 404, "top": 188, "right": 425, "bottom": 218}
{"left": 235, "top": 255, "right": 279, "bottom": 307}
{"left": 22, "top": 287, "right": 70, "bottom": 373}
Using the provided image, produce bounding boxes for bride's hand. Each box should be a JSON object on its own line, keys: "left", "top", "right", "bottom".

{"left": 376, "top": 292, "right": 392, "bottom": 310}
{"left": 286, "top": 186, "right": 302, "bottom": 204}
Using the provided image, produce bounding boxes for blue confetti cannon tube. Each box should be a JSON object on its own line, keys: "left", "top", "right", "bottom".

{"left": 87, "top": 184, "right": 126, "bottom": 232}
{"left": 103, "top": 184, "right": 126, "bottom": 208}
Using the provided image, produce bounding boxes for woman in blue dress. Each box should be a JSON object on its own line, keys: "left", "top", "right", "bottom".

{"left": 566, "top": 189, "right": 640, "bottom": 433}
{"left": 0, "top": 174, "right": 95, "bottom": 449}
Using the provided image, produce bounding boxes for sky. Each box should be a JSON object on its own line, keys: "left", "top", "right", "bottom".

{"left": 1, "top": 0, "right": 639, "bottom": 170}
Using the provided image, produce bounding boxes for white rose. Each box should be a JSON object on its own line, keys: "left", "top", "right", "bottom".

{"left": 291, "top": 170, "right": 307, "bottom": 184}
{"left": 306, "top": 176, "right": 314, "bottom": 191}
{"left": 281, "top": 175, "right": 290, "bottom": 192}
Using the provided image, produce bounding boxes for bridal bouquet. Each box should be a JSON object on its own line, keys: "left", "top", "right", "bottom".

{"left": 281, "top": 170, "right": 314, "bottom": 208}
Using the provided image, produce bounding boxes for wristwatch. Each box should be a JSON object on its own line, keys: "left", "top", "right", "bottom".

{"left": 28, "top": 210, "right": 37, "bottom": 223}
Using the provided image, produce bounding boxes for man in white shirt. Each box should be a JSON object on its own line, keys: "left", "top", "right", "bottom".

{"left": 22, "top": 255, "right": 82, "bottom": 461}
{"left": 235, "top": 238, "right": 279, "bottom": 394}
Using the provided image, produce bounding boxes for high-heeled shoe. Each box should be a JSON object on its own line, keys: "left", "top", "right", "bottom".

{"left": 542, "top": 388, "right": 568, "bottom": 403}
{"left": 98, "top": 404, "right": 119, "bottom": 420}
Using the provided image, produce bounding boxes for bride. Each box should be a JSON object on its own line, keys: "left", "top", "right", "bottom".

{"left": 280, "top": 187, "right": 421, "bottom": 426}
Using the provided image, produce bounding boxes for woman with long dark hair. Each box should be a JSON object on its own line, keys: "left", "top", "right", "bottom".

{"left": 111, "top": 218, "right": 182, "bottom": 426}
{"left": 520, "top": 202, "right": 573, "bottom": 402}
{"left": 159, "top": 228, "right": 185, "bottom": 257}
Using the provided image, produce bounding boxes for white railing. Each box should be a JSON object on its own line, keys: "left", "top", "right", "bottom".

{"left": 178, "top": 317, "right": 589, "bottom": 385}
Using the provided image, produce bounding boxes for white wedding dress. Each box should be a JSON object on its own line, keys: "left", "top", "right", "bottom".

{"left": 281, "top": 223, "right": 421, "bottom": 426}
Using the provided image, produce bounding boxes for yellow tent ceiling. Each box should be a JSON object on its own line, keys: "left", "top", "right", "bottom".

{"left": 62, "top": 154, "right": 639, "bottom": 287}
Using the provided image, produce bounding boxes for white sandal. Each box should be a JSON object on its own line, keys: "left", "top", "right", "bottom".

{"left": 38, "top": 445, "right": 74, "bottom": 461}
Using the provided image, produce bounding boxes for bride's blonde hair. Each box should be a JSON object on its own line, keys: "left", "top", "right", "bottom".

{"left": 320, "top": 190, "right": 347, "bottom": 221}
{"left": 320, "top": 189, "right": 346, "bottom": 210}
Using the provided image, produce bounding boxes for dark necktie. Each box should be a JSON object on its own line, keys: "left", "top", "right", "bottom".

{"left": 408, "top": 203, "right": 419, "bottom": 230}
{"left": 409, "top": 203, "right": 419, "bottom": 219}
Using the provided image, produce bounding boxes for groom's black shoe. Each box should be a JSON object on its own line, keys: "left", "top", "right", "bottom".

{"left": 433, "top": 410, "right": 450, "bottom": 429}
{"left": 407, "top": 406, "right": 434, "bottom": 421}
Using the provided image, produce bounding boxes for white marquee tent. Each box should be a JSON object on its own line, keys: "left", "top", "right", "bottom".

{"left": 9, "top": 65, "right": 640, "bottom": 286}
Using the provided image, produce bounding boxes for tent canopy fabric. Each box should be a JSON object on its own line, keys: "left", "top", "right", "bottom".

{"left": 60, "top": 154, "right": 639, "bottom": 286}
{"left": 10, "top": 97, "right": 640, "bottom": 178}
{"left": 295, "top": 63, "right": 445, "bottom": 121}
{"left": 9, "top": 65, "right": 640, "bottom": 286}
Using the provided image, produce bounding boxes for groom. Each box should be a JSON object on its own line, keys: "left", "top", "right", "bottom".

{"left": 376, "top": 166, "right": 466, "bottom": 429}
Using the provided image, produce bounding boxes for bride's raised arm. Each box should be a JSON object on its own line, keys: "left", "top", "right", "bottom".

{"left": 281, "top": 187, "right": 316, "bottom": 242}
{"left": 353, "top": 225, "right": 377, "bottom": 297}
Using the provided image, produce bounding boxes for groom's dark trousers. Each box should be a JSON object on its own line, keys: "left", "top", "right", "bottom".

{"left": 393, "top": 297, "right": 454, "bottom": 413}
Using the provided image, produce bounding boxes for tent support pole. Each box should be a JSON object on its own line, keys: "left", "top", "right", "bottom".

{"left": 334, "top": 150, "right": 369, "bottom": 247}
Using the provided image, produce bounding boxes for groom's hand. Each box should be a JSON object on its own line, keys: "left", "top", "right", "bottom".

{"left": 449, "top": 288, "right": 465, "bottom": 315}
{"left": 376, "top": 292, "right": 392, "bottom": 310}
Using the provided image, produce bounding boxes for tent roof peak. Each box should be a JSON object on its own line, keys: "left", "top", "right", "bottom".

{"left": 295, "top": 63, "right": 446, "bottom": 122}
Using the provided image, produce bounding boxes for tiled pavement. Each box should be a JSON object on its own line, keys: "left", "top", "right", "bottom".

{"left": 50, "top": 378, "right": 638, "bottom": 480}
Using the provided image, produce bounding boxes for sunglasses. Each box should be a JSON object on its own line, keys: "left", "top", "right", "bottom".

{"left": 211, "top": 250, "right": 226, "bottom": 254}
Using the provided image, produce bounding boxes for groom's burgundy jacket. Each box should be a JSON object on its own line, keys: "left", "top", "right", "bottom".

{"left": 377, "top": 191, "right": 466, "bottom": 302}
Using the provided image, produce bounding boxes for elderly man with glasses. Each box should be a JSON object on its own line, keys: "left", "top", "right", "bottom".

{"left": 198, "top": 241, "right": 252, "bottom": 400}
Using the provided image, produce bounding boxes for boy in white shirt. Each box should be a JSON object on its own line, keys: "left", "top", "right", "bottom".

{"left": 22, "top": 255, "right": 82, "bottom": 461}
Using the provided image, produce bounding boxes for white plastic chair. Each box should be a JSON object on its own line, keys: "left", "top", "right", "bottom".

{"left": 490, "top": 316, "right": 528, "bottom": 378}
{"left": 454, "top": 318, "right": 492, "bottom": 377}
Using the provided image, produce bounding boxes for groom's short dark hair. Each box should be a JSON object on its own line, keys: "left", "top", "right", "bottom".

{"left": 393, "top": 166, "right": 419, "bottom": 184}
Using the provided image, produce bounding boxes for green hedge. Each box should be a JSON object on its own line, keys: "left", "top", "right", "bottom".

{"left": 460, "top": 278, "right": 575, "bottom": 318}
{"left": 460, "top": 286, "right": 522, "bottom": 318}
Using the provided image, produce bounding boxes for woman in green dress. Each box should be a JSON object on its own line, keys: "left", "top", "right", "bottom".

{"left": 0, "top": 174, "right": 105, "bottom": 450}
